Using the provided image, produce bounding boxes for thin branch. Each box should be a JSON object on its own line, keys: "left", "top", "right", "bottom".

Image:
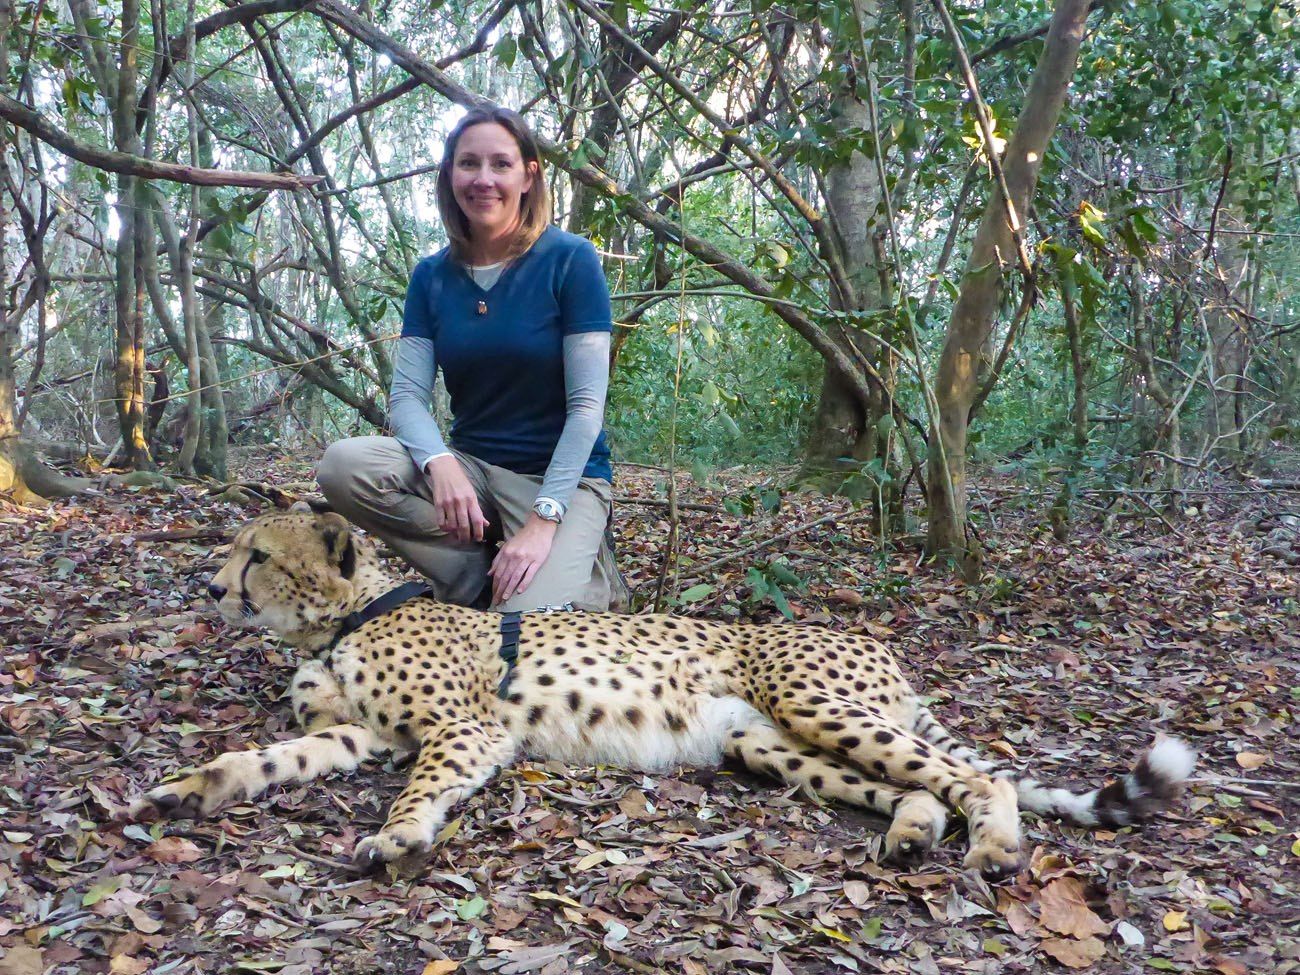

{"left": 566, "top": 0, "right": 859, "bottom": 312}
{"left": 1201, "top": 144, "right": 1234, "bottom": 259}
{"left": 0, "top": 94, "right": 319, "bottom": 189}
{"left": 970, "top": 0, "right": 1107, "bottom": 65}
{"left": 928, "top": 0, "right": 1035, "bottom": 289}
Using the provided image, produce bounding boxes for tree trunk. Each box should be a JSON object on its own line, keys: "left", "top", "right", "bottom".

{"left": 176, "top": 15, "right": 204, "bottom": 476}
{"left": 1128, "top": 262, "right": 1181, "bottom": 492}
{"left": 0, "top": 1, "right": 92, "bottom": 503}
{"left": 927, "top": 0, "right": 1091, "bottom": 560}
{"left": 1205, "top": 212, "right": 1249, "bottom": 465}
{"left": 801, "top": 85, "right": 897, "bottom": 519}
{"left": 197, "top": 292, "right": 229, "bottom": 479}
{"left": 1049, "top": 249, "right": 1090, "bottom": 538}
{"left": 1059, "top": 251, "right": 1090, "bottom": 456}
{"left": 108, "top": 0, "right": 152, "bottom": 469}
{"left": 0, "top": 0, "right": 23, "bottom": 500}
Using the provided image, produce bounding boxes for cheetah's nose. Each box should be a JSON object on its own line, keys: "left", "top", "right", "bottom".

{"left": 208, "top": 582, "right": 228, "bottom": 602}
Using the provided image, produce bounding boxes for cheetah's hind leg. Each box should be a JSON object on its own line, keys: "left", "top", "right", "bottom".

{"left": 725, "top": 718, "right": 949, "bottom": 863}
{"left": 768, "top": 699, "right": 1023, "bottom": 880}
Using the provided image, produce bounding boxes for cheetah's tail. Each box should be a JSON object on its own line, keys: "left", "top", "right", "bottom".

{"left": 1011, "top": 737, "right": 1197, "bottom": 828}
{"left": 910, "top": 707, "right": 1196, "bottom": 828}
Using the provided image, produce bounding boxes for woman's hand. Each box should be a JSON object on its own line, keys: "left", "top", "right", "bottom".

{"left": 425, "top": 455, "right": 490, "bottom": 544}
{"left": 489, "top": 516, "right": 558, "bottom": 605}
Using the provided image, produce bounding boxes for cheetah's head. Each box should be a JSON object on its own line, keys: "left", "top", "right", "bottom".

{"left": 208, "top": 512, "right": 366, "bottom": 645}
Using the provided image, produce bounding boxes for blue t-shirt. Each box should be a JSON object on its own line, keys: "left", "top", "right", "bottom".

{"left": 401, "top": 226, "right": 613, "bottom": 482}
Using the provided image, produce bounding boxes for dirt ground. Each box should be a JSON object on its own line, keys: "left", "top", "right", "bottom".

{"left": 2, "top": 450, "right": 1297, "bottom": 974}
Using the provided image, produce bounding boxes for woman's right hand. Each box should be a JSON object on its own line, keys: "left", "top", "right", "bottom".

{"left": 425, "top": 454, "right": 490, "bottom": 544}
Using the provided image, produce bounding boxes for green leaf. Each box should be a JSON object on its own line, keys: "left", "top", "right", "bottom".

{"left": 82, "top": 875, "right": 125, "bottom": 906}
{"left": 456, "top": 895, "right": 488, "bottom": 920}
{"left": 759, "top": 241, "right": 790, "bottom": 268}
{"left": 768, "top": 561, "right": 802, "bottom": 589}
{"left": 492, "top": 35, "right": 517, "bottom": 70}
{"left": 1078, "top": 201, "right": 1108, "bottom": 247}
{"left": 767, "top": 583, "right": 793, "bottom": 619}
{"left": 1131, "top": 208, "right": 1160, "bottom": 242}
{"left": 679, "top": 584, "right": 715, "bottom": 603}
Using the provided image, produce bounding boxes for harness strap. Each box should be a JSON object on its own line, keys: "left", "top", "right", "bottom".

{"left": 325, "top": 584, "right": 525, "bottom": 701}
{"left": 497, "top": 612, "right": 523, "bottom": 699}
{"left": 327, "top": 581, "right": 432, "bottom": 651}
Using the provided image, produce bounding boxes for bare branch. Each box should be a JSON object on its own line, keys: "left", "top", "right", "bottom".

{"left": 0, "top": 94, "right": 319, "bottom": 190}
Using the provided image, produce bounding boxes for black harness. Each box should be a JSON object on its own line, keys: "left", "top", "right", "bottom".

{"left": 326, "top": 583, "right": 522, "bottom": 699}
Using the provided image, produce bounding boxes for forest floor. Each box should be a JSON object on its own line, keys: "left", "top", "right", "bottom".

{"left": 2, "top": 448, "right": 1298, "bottom": 975}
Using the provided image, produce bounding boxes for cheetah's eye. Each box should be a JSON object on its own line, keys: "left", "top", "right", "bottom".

{"left": 249, "top": 549, "right": 269, "bottom": 564}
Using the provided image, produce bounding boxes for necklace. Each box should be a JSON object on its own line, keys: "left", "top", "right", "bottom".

{"left": 470, "top": 260, "right": 504, "bottom": 315}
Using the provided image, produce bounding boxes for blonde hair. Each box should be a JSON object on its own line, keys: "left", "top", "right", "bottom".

{"left": 435, "top": 108, "right": 552, "bottom": 265}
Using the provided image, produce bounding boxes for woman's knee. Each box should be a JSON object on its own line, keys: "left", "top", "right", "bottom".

{"left": 317, "top": 438, "right": 370, "bottom": 506}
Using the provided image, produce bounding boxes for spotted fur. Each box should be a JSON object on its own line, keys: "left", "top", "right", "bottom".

{"left": 129, "top": 512, "right": 1194, "bottom": 878}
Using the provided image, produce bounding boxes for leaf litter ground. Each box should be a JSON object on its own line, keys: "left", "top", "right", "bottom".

{"left": 1, "top": 451, "right": 1297, "bottom": 974}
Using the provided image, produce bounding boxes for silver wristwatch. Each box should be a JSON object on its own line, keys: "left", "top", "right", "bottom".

{"left": 532, "top": 498, "right": 564, "bottom": 524}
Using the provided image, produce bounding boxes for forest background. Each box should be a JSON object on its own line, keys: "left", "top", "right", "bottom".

{"left": 1, "top": 0, "right": 1297, "bottom": 565}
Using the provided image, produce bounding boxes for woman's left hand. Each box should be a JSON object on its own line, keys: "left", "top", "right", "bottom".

{"left": 489, "top": 516, "right": 559, "bottom": 606}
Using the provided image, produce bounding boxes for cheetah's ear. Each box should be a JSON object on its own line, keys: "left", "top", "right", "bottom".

{"left": 317, "top": 513, "right": 357, "bottom": 579}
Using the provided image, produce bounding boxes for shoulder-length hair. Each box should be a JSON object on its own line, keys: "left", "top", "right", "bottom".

{"left": 435, "top": 107, "right": 552, "bottom": 265}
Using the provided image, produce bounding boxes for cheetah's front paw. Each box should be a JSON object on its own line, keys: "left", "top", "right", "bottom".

{"left": 884, "top": 793, "right": 948, "bottom": 862}
{"left": 353, "top": 825, "right": 430, "bottom": 870}
{"left": 962, "top": 840, "right": 1023, "bottom": 881}
{"left": 129, "top": 775, "right": 218, "bottom": 820}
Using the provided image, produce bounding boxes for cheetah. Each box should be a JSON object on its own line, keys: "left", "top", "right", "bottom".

{"left": 129, "top": 512, "right": 1195, "bottom": 877}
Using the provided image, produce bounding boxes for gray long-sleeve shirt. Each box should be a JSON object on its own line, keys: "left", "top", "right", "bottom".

{"left": 388, "top": 331, "right": 611, "bottom": 514}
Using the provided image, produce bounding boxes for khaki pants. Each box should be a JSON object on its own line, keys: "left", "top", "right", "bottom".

{"left": 318, "top": 437, "right": 623, "bottom": 613}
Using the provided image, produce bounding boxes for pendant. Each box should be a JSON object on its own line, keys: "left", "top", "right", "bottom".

{"left": 477, "top": 300, "right": 488, "bottom": 315}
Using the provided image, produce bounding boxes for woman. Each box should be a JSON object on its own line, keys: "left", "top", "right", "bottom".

{"left": 318, "top": 108, "right": 619, "bottom": 613}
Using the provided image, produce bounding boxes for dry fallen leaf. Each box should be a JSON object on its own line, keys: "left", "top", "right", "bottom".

{"left": 1162, "top": 909, "right": 1189, "bottom": 932}
{"left": 828, "top": 588, "right": 864, "bottom": 607}
{"left": 142, "top": 836, "right": 203, "bottom": 864}
{"left": 109, "top": 955, "right": 150, "bottom": 975}
{"left": 988, "top": 740, "right": 1018, "bottom": 760}
{"left": 1210, "top": 954, "right": 1249, "bottom": 975}
{"left": 1234, "top": 751, "right": 1268, "bottom": 770}
{"left": 0, "top": 945, "right": 43, "bottom": 975}
{"left": 1040, "top": 936, "right": 1106, "bottom": 969}
{"left": 421, "top": 962, "right": 459, "bottom": 975}
{"left": 1038, "top": 878, "right": 1111, "bottom": 939}
{"left": 842, "top": 880, "right": 872, "bottom": 907}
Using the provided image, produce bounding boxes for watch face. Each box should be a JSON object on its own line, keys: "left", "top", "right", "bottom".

{"left": 535, "top": 501, "right": 561, "bottom": 521}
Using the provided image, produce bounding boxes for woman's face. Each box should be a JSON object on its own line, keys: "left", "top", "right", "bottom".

{"left": 450, "top": 122, "right": 536, "bottom": 246}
